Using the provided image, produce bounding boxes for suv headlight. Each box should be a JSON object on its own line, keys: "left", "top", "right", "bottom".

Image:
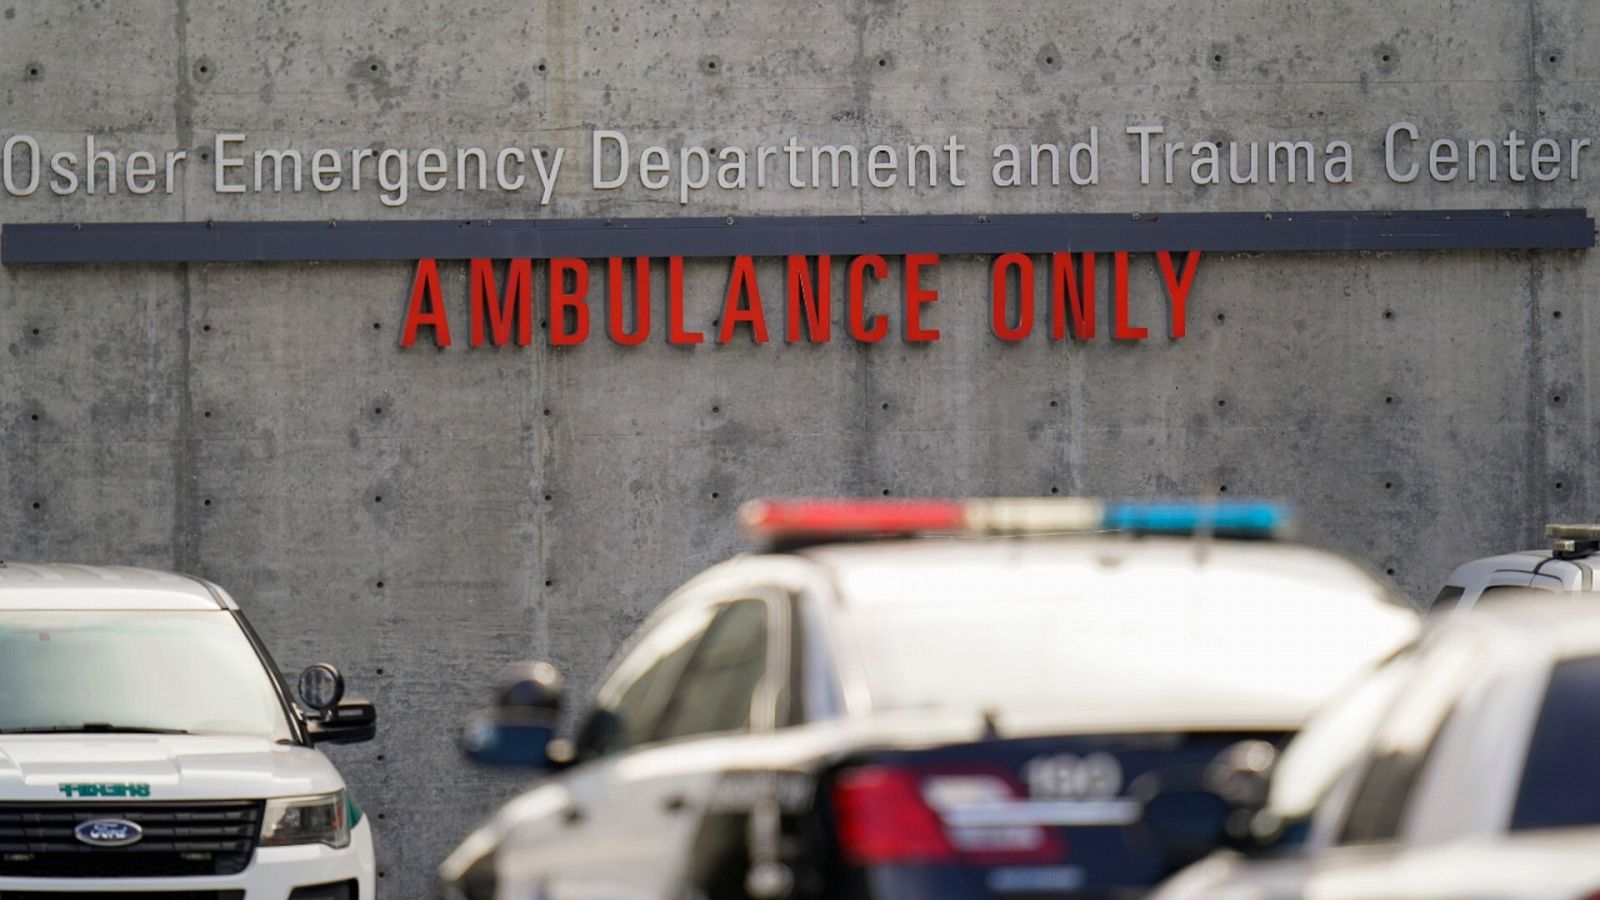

{"left": 262, "top": 791, "right": 351, "bottom": 849}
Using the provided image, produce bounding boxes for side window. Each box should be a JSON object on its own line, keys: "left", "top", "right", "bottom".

{"left": 1511, "top": 654, "right": 1600, "bottom": 830}
{"left": 652, "top": 598, "right": 771, "bottom": 743}
{"left": 1337, "top": 642, "right": 1477, "bottom": 845}
{"left": 575, "top": 605, "right": 716, "bottom": 761}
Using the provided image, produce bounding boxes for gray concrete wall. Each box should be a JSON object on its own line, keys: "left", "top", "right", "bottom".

{"left": 1, "top": 1, "right": 1596, "bottom": 895}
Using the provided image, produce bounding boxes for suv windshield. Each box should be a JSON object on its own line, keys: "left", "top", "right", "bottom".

{"left": 0, "top": 610, "right": 294, "bottom": 741}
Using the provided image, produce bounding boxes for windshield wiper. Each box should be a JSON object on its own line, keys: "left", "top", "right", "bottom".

{"left": 0, "top": 724, "right": 190, "bottom": 735}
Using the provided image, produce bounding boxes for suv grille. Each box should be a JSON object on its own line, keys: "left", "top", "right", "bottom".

{"left": 0, "top": 801, "right": 263, "bottom": 878}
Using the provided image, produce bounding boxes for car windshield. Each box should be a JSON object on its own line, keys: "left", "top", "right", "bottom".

{"left": 0, "top": 610, "right": 294, "bottom": 741}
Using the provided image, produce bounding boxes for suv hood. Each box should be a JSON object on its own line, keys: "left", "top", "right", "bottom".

{"left": 0, "top": 734, "right": 343, "bottom": 801}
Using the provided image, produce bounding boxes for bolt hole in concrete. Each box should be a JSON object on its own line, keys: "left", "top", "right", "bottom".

{"left": 1217, "top": 399, "right": 1226, "bottom": 407}
{"left": 711, "top": 405, "right": 720, "bottom": 413}
{"left": 1385, "top": 482, "right": 1394, "bottom": 489}
{"left": 1553, "top": 395, "right": 1563, "bottom": 404}
{"left": 373, "top": 321, "right": 382, "bottom": 329}
{"left": 1550, "top": 55, "right": 1559, "bottom": 63}
{"left": 1216, "top": 312, "right": 1226, "bottom": 323}
{"left": 374, "top": 407, "right": 383, "bottom": 415}
{"left": 374, "top": 495, "right": 383, "bottom": 503}
{"left": 202, "top": 324, "right": 211, "bottom": 332}
{"left": 1385, "top": 396, "right": 1395, "bottom": 404}
{"left": 1386, "top": 568, "right": 1397, "bottom": 576}
{"left": 376, "top": 581, "right": 384, "bottom": 589}
{"left": 544, "top": 579, "right": 553, "bottom": 587}
{"left": 1050, "top": 486, "right": 1060, "bottom": 495}
{"left": 710, "top": 492, "right": 720, "bottom": 500}
{"left": 30, "top": 327, "right": 39, "bottom": 335}
{"left": 376, "top": 668, "right": 384, "bottom": 675}
{"left": 1556, "top": 482, "right": 1566, "bottom": 490}
{"left": 1048, "top": 399, "right": 1058, "bottom": 408}
{"left": 203, "top": 411, "right": 212, "bottom": 418}
{"left": 29, "top": 414, "right": 37, "bottom": 422}
{"left": 203, "top": 499, "right": 211, "bottom": 507}
{"left": 1383, "top": 310, "right": 1394, "bottom": 319}
{"left": 543, "top": 494, "right": 552, "bottom": 501}
{"left": 1219, "top": 485, "right": 1228, "bottom": 493}
{"left": 537, "top": 62, "right": 546, "bottom": 72}
{"left": 1554, "top": 310, "right": 1564, "bottom": 318}
{"left": 543, "top": 409, "right": 551, "bottom": 416}
{"left": 30, "top": 502, "right": 40, "bottom": 510}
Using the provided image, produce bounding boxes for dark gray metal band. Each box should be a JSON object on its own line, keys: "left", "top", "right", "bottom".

{"left": 2, "top": 209, "right": 1591, "bottom": 264}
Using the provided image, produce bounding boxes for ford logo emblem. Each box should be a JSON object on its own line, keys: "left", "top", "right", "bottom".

{"left": 73, "top": 818, "right": 143, "bottom": 848}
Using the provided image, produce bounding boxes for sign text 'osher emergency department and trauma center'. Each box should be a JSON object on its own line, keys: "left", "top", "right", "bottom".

{"left": 0, "top": 125, "right": 1591, "bottom": 206}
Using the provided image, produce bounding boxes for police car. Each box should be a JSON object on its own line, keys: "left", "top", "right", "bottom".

{"left": 1431, "top": 524, "right": 1600, "bottom": 612}
{"left": 436, "top": 498, "right": 1420, "bottom": 900}
{"left": 1153, "top": 593, "right": 1600, "bottom": 900}
{"left": 0, "top": 563, "right": 378, "bottom": 899}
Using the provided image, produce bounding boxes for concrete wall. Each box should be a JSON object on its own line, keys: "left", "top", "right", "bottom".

{"left": 1, "top": 1, "right": 1596, "bottom": 894}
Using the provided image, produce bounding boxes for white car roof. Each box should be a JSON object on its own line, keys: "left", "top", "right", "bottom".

{"left": 1441, "top": 550, "right": 1556, "bottom": 584}
{"left": 803, "top": 535, "right": 1404, "bottom": 608}
{"left": 0, "top": 563, "right": 232, "bottom": 611}
{"left": 798, "top": 536, "right": 1420, "bottom": 731}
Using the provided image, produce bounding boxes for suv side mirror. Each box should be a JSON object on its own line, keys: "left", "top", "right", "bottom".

{"left": 298, "top": 664, "right": 378, "bottom": 745}
{"left": 460, "top": 661, "right": 565, "bottom": 769}
{"left": 1138, "top": 739, "right": 1278, "bottom": 865}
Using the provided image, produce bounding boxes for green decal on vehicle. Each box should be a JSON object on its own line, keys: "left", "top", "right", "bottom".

{"left": 58, "top": 783, "right": 151, "bottom": 798}
{"left": 345, "top": 791, "right": 364, "bottom": 827}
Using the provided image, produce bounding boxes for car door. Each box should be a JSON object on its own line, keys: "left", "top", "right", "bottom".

{"left": 510, "top": 601, "right": 721, "bottom": 900}
{"left": 550, "top": 588, "right": 792, "bottom": 900}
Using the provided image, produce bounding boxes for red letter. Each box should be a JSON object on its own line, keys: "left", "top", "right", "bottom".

{"left": 904, "top": 253, "right": 940, "bottom": 343}
{"left": 1050, "top": 252, "right": 1095, "bottom": 340}
{"left": 1112, "top": 252, "right": 1146, "bottom": 340}
{"left": 718, "top": 255, "right": 770, "bottom": 344}
{"left": 469, "top": 258, "right": 532, "bottom": 347}
{"left": 549, "top": 258, "right": 590, "bottom": 346}
{"left": 401, "top": 258, "right": 450, "bottom": 348}
{"left": 786, "top": 255, "right": 831, "bottom": 343}
{"left": 847, "top": 255, "right": 889, "bottom": 343}
{"left": 668, "top": 256, "right": 703, "bottom": 345}
{"left": 990, "top": 253, "right": 1034, "bottom": 342}
{"left": 1157, "top": 251, "right": 1201, "bottom": 339}
{"left": 607, "top": 257, "right": 651, "bottom": 346}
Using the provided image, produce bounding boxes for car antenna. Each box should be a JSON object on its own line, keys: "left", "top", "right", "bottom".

{"left": 981, "top": 708, "right": 1003, "bottom": 741}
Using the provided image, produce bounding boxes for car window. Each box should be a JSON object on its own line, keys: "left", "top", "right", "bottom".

{"left": 1336, "top": 641, "right": 1478, "bottom": 844}
{"left": 652, "top": 598, "right": 770, "bottom": 742}
{"left": 1430, "top": 585, "right": 1465, "bottom": 613}
{"left": 575, "top": 604, "right": 717, "bottom": 760}
{"left": 0, "top": 610, "right": 294, "bottom": 741}
{"left": 1267, "top": 648, "right": 1419, "bottom": 822}
{"left": 1511, "top": 654, "right": 1600, "bottom": 831}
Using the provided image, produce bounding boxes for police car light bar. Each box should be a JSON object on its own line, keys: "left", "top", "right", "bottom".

{"left": 740, "top": 498, "right": 1293, "bottom": 543}
{"left": 1546, "top": 523, "right": 1600, "bottom": 559}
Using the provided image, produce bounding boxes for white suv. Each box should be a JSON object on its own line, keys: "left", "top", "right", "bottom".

{"left": 0, "top": 563, "right": 378, "bottom": 899}
{"left": 1431, "top": 524, "right": 1600, "bottom": 612}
